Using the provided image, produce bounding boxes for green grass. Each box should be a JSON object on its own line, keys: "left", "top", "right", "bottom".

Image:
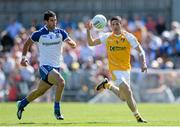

{"left": 0, "top": 102, "right": 180, "bottom": 126}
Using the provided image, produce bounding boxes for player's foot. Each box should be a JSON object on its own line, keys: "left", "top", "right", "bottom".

{"left": 135, "top": 114, "right": 147, "bottom": 123}
{"left": 16, "top": 101, "right": 24, "bottom": 120}
{"left": 54, "top": 110, "right": 64, "bottom": 120}
{"left": 96, "top": 78, "right": 108, "bottom": 91}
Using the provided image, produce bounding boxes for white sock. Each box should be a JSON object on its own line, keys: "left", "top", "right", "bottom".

{"left": 133, "top": 111, "right": 139, "bottom": 116}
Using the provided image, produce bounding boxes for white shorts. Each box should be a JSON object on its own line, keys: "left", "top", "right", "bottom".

{"left": 112, "top": 70, "right": 130, "bottom": 86}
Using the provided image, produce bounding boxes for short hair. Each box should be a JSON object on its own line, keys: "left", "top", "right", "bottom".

{"left": 110, "top": 16, "right": 122, "bottom": 23}
{"left": 44, "top": 10, "right": 56, "bottom": 21}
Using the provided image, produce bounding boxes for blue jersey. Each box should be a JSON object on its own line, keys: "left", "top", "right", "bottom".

{"left": 31, "top": 26, "right": 68, "bottom": 67}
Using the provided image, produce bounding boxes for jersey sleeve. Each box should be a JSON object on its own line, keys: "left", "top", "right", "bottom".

{"left": 60, "top": 29, "right": 68, "bottom": 41}
{"left": 99, "top": 32, "right": 111, "bottom": 44}
{"left": 124, "top": 32, "right": 139, "bottom": 48}
{"left": 31, "top": 32, "right": 40, "bottom": 43}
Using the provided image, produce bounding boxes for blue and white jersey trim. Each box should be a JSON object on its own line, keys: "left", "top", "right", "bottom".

{"left": 30, "top": 26, "right": 69, "bottom": 67}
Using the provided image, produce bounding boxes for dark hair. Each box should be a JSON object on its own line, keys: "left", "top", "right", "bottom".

{"left": 44, "top": 10, "right": 56, "bottom": 21}
{"left": 110, "top": 16, "right": 122, "bottom": 23}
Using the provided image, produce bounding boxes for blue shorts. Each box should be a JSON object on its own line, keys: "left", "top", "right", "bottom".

{"left": 39, "top": 65, "right": 60, "bottom": 85}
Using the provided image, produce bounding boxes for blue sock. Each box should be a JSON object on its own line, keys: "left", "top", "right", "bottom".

{"left": 20, "top": 98, "right": 29, "bottom": 108}
{"left": 54, "top": 102, "right": 60, "bottom": 111}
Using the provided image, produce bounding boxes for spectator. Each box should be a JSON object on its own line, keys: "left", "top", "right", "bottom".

{"left": 0, "top": 32, "right": 14, "bottom": 52}
{"left": 68, "top": 62, "right": 82, "bottom": 90}
{"left": 145, "top": 15, "right": 156, "bottom": 33}
{"left": 0, "top": 59, "right": 6, "bottom": 101}
{"left": 63, "top": 46, "right": 78, "bottom": 70}
{"left": 155, "top": 16, "right": 166, "bottom": 35}
{"left": 79, "top": 39, "right": 94, "bottom": 63}
{"left": 4, "top": 18, "right": 24, "bottom": 39}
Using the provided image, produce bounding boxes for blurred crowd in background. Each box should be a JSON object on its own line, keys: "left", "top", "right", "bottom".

{"left": 0, "top": 14, "right": 180, "bottom": 103}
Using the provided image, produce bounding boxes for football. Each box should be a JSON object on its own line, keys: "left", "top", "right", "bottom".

{"left": 92, "top": 14, "right": 107, "bottom": 30}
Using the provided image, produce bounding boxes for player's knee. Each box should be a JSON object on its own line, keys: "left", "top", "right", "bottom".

{"left": 119, "top": 92, "right": 126, "bottom": 101}
{"left": 61, "top": 79, "right": 65, "bottom": 87}
{"left": 57, "top": 77, "right": 65, "bottom": 87}
{"left": 119, "top": 96, "right": 126, "bottom": 101}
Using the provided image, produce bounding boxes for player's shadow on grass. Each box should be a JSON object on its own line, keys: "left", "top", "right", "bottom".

{"left": 2, "top": 122, "right": 38, "bottom": 126}
{"left": 19, "top": 122, "right": 36, "bottom": 125}
{"left": 16, "top": 121, "right": 124, "bottom": 126}
{"left": 18, "top": 122, "right": 59, "bottom": 125}
{"left": 18, "top": 121, "right": 110, "bottom": 125}
{"left": 13, "top": 120, "right": 135, "bottom": 126}
{"left": 62, "top": 121, "right": 112, "bottom": 125}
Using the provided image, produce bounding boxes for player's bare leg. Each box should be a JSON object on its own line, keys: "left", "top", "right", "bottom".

{"left": 119, "top": 82, "right": 147, "bottom": 123}
{"left": 96, "top": 78, "right": 147, "bottom": 123}
{"left": 109, "top": 84, "right": 126, "bottom": 101}
{"left": 119, "top": 83, "right": 137, "bottom": 111}
{"left": 26, "top": 80, "right": 52, "bottom": 102}
{"left": 48, "top": 69, "right": 65, "bottom": 120}
{"left": 17, "top": 80, "right": 51, "bottom": 120}
{"left": 96, "top": 78, "right": 125, "bottom": 100}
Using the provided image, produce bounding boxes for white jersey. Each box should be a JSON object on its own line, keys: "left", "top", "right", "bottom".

{"left": 31, "top": 26, "right": 69, "bottom": 67}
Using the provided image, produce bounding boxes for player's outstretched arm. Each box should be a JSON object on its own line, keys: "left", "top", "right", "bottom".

{"left": 85, "top": 21, "right": 101, "bottom": 46}
{"left": 65, "top": 38, "right": 76, "bottom": 48}
{"left": 21, "top": 38, "right": 33, "bottom": 67}
{"left": 135, "top": 45, "right": 147, "bottom": 72}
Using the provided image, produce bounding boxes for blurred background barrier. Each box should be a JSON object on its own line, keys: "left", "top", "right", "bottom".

{"left": 88, "top": 69, "right": 180, "bottom": 103}
{"left": 1, "top": 64, "right": 180, "bottom": 103}
{"left": 130, "top": 68, "right": 180, "bottom": 103}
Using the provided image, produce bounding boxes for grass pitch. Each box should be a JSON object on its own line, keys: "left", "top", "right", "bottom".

{"left": 0, "top": 102, "right": 180, "bottom": 126}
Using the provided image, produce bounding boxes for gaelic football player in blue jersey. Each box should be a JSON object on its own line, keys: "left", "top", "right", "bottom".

{"left": 17, "top": 10, "right": 76, "bottom": 120}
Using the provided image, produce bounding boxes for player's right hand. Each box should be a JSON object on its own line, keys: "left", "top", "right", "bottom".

{"left": 20, "top": 58, "right": 29, "bottom": 67}
{"left": 84, "top": 21, "right": 93, "bottom": 30}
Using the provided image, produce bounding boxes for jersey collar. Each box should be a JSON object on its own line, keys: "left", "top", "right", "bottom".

{"left": 44, "top": 25, "right": 58, "bottom": 32}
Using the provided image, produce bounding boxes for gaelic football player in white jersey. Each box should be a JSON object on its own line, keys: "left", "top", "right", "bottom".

{"left": 16, "top": 10, "right": 76, "bottom": 120}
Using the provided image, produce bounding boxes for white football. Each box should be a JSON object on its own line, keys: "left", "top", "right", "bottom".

{"left": 92, "top": 14, "right": 107, "bottom": 30}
